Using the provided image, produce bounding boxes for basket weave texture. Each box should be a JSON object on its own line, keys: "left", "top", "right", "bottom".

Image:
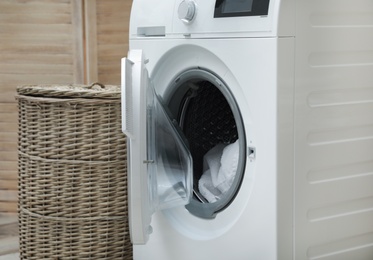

{"left": 17, "top": 84, "right": 132, "bottom": 259}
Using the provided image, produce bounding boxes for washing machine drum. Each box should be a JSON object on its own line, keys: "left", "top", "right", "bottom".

{"left": 166, "top": 70, "right": 246, "bottom": 219}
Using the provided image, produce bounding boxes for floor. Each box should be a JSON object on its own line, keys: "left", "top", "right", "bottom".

{"left": 0, "top": 254, "right": 19, "bottom": 260}
{"left": 0, "top": 215, "right": 19, "bottom": 259}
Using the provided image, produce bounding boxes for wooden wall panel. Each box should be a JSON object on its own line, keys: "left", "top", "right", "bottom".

{"left": 85, "top": 0, "right": 131, "bottom": 85}
{"left": 0, "top": 0, "right": 84, "bottom": 214}
{"left": 0, "top": 0, "right": 132, "bottom": 215}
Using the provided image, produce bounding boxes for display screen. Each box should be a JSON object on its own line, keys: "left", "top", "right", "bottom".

{"left": 214, "top": 0, "right": 270, "bottom": 18}
{"left": 222, "top": 0, "right": 253, "bottom": 14}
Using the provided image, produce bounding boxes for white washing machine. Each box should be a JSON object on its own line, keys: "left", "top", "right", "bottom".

{"left": 122, "top": 0, "right": 373, "bottom": 259}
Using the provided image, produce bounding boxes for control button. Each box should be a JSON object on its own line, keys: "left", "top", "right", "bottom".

{"left": 248, "top": 147, "right": 256, "bottom": 160}
{"left": 178, "top": 0, "right": 196, "bottom": 24}
{"left": 147, "top": 225, "right": 153, "bottom": 235}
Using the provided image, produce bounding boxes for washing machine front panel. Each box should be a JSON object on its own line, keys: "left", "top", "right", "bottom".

{"left": 128, "top": 37, "right": 289, "bottom": 260}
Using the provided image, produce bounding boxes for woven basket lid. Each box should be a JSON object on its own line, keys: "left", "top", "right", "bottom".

{"left": 17, "top": 83, "right": 120, "bottom": 99}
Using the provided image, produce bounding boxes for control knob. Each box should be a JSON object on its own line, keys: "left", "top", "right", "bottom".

{"left": 178, "top": 0, "right": 196, "bottom": 24}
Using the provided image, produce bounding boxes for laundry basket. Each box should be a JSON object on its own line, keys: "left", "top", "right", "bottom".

{"left": 17, "top": 84, "right": 132, "bottom": 259}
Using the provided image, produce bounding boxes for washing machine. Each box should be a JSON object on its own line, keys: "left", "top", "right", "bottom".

{"left": 122, "top": 0, "right": 373, "bottom": 259}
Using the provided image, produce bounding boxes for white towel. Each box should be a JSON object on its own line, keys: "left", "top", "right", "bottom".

{"left": 198, "top": 140, "right": 239, "bottom": 203}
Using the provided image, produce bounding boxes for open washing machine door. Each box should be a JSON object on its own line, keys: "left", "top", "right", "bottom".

{"left": 121, "top": 50, "right": 193, "bottom": 244}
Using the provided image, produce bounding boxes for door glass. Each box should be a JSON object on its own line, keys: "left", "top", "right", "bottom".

{"left": 122, "top": 52, "right": 193, "bottom": 244}
{"left": 147, "top": 84, "right": 193, "bottom": 211}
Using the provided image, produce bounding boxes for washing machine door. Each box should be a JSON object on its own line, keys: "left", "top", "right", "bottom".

{"left": 121, "top": 50, "right": 193, "bottom": 244}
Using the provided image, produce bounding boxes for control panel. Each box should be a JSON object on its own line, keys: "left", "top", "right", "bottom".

{"left": 130, "top": 0, "right": 295, "bottom": 38}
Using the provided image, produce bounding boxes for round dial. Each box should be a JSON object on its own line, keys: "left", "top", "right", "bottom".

{"left": 178, "top": 0, "right": 196, "bottom": 24}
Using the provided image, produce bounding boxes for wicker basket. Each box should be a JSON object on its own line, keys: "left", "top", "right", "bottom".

{"left": 17, "top": 84, "right": 132, "bottom": 259}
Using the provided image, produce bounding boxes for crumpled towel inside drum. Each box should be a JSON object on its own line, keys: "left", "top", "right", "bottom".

{"left": 198, "top": 139, "right": 239, "bottom": 203}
